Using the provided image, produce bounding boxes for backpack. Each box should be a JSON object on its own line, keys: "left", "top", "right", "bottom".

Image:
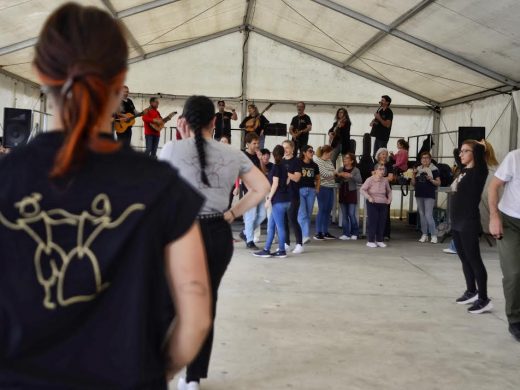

{"left": 436, "top": 163, "right": 453, "bottom": 187}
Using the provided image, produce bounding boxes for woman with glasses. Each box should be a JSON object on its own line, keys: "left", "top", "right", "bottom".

{"left": 412, "top": 151, "right": 440, "bottom": 243}
{"left": 451, "top": 140, "right": 492, "bottom": 314}
{"left": 298, "top": 145, "right": 321, "bottom": 243}
{"left": 337, "top": 153, "right": 362, "bottom": 240}
{"left": 361, "top": 163, "right": 392, "bottom": 248}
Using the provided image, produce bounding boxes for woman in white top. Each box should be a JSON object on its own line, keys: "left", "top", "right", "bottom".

{"left": 160, "top": 95, "right": 270, "bottom": 390}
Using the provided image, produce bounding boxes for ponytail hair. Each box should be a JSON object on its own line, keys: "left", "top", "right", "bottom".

{"left": 272, "top": 145, "right": 284, "bottom": 165}
{"left": 33, "top": 3, "right": 127, "bottom": 178}
{"left": 182, "top": 95, "right": 216, "bottom": 186}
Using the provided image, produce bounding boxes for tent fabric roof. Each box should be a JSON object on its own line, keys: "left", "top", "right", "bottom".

{"left": 0, "top": 0, "right": 518, "bottom": 107}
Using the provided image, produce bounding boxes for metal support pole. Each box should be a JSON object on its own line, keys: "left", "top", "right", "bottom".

{"left": 431, "top": 108, "right": 441, "bottom": 160}
{"left": 510, "top": 96, "right": 518, "bottom": 151}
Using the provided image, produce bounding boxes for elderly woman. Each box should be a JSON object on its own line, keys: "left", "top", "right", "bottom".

{"left": 337, "top": 153, "right": 362, "bottom": 240}
{"left": 361, "top": 163, "right": 392, "bottom": 247}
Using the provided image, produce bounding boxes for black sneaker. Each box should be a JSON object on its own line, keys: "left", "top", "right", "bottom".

{"left": 239, "top": 231, "right": 247, "bottom": 242}
{"left": 468, "top": 298, "right": 493, "bottom": 314}
{"left": 508, "top": 323, "right": 520, "bottom": 342}
{"left": 253, "top": 249, "right": 272, "bottom": 258}
{"left": 246, "top": 241, "right": 259, "bottom": 250}
{"left": 313, "top": 233, "right": 325, "bottom": 241}
{"left": 455, "top": 290, "right": 478, "bottom": 305}
{"left": 323, "top": 233, "right": 337, "bottom": 240}
{"left": 270, "top": 250, "right": 287, "bottom": 258}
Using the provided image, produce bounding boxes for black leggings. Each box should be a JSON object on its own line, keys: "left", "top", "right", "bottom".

{"left": 452, "top": 227, "right": 488, "bottom": 300}
{"left": 186, "top": 218, "right": 234, "bottom": 381}
{"left": 284, "top": 196, "right": 302, "bottom": 246}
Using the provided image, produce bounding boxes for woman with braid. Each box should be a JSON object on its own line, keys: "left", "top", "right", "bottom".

{"left": 160, "top": 95, "right": 269, "bottom": 390}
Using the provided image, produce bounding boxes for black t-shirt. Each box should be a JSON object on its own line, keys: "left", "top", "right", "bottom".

{"left": 300, "top": 160, "right": 320, "bottom": 188}
{"left": 290, "top": 114, "right": 312, "bottom": 143}
{"left": 450, "top": 166, "right": 488, "bottom": 231}
{"left": 370, "top": 107, "right": 393, "bottom": 142}
{"left": 120, "top": 98, "right": 136, "bottom": 115}
{"left": 239, "top": 115, "right": 270, "bottom": 137}
{"left": 328, "top": 120, "right": 351, "bottom": 153}
{"left": 264, "top": 162, "right": 274, "bottom": 176}
{"left": 0, "top": 132, "right": 203, "bottom": 388}
{"left": 268, "top": 164, "right": 290, "bottom": 204}
{"left": 414, "top": 166, "right": 440, "bottom": 199}
{"left": 282, "top": 157, "right": 302, "bottom": 198}
{"left": 214, "top": 111, "right": 233, "bottom": 139}
{"left": 241, "top": 150, "right": 261, "bottom": 194}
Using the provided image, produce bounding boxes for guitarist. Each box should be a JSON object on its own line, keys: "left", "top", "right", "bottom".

{"left": 115, "top": 85, "right": 138, "bottom": 146}
{"left": 142, "top": 97, "right": 165, "bottom": 158}
{"left": 289, "top": 101, "right": 312, "bottom": 157}
{"left": 239, "top": 104, "right": 269, "bottom": 149}
{"left": 214, "top": 100, "right": 237, "bottom": 143}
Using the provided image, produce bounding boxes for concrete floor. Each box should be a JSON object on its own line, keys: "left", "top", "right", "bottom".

{"left": 170, "top": 221, "right": 520, "bottom": 390}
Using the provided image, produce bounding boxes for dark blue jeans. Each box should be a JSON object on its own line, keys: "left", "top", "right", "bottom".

{"left": 366, "top": 202, "right": 388, "bottom": 242}
{"left": 145, "top": 134, "right": 159, "bottom": 158}
{"left": 340, "top": 202, "right": 359, "bottom": 237}
{"left": 316, "top": 187, "right": 334, "bottom": 234}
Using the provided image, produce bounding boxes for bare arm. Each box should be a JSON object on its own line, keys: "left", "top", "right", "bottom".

{"left": 164, "top": 222, "right": 211, "bottom": 377}
{"left": 288, "top": 171, "right": 302, "bottom": 182}
{"left": 488, "top": 176, "right": 505, "bottom": 238}
{"left": 304, "top": 124, "right": 312, "bottom": 134}
{"left": 231, "top": 110, "right": 238, "bottom": 121}
{"left": 315, "top": 174, "right": 321, "bottom": 193}
{"left": 224, "top": 166, "right": 270, "bottom": 222}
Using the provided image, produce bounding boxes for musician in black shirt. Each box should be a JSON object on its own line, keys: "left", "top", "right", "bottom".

{"left": 370, "top": 95, "right": 393, "bottom": 159}
{"left": 289, "top": 102, "right": 312, "bottom": 156}
{"left": 116, "top": 85, "right": 138, "bottom": 146}
{"left": 214, "top": 100, "right": 237, "bottom": 143}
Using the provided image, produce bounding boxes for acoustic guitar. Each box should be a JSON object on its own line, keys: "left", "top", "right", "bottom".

{"left": 244, "top": 103, "right": 273, "bottom": 132}
{"left": 149, "top": 111, "right": 177, "bottom": 132}
{"left": 114, "top": 109, "right": 148, "bottom": 134}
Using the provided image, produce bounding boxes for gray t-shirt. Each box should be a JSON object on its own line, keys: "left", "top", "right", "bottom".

{"left": 160, "top": 138, "right": 253, "bottom": 214}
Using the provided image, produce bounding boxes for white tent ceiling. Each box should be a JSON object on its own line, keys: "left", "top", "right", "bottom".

{"left": 0, "top": 0, "right": 519, "bottom": 107}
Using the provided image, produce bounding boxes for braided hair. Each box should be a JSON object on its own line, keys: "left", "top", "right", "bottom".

{"left": 182, "top": 96, "right": 215, "bottom": 186}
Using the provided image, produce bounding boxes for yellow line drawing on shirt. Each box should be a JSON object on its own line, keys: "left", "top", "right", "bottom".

{"left": 0, "top": 193, "right": 145, "bottom": 309}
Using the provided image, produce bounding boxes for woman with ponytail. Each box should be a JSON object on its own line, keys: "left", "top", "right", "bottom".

{"left": 0, "top": 4, "right": 212, "bottom": 387}
{"left": 160, "top": 95, "right": 269, "bottom": 390}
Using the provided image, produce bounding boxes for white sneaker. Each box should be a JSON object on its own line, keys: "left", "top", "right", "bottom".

{"left": 292, "top": 244, "right": 304, "bottom": 254}
{"left": 419, "top": 234, "right": 428, "bottom": 243}
{"left": 430, "top": 236, "right": 438, "bottom": 244}
{"left": 178, "top": 377, "right": 200, "bottom": 390}
{"left": 366, "top": 242, "right": 377, "bottom": 248}
{"left": 339, "top": 235, "right": 350, "bottom": 240}
{"left": 376, "top": 241, "right": 387, "bottom": 248}
{"left": 350, "top": 235, "right": 358, "bottom": 240}
{"left": 284, "top": 243, "right": 290, "bottom": 251}
{"left": 443, "top": 248, "right": 457, "bottom": 254}
{"left": 302, "top": 236, "right": 310, "bottom": 244}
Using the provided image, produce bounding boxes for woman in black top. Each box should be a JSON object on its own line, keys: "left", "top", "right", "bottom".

{"left": 328, "top": 108, "right": 352, "bottom": 167}
{"left": 0, "top": 4, "right": 211, "bottom": 388}
{"left": 451, "top": 140, "right": 492, "bottom": 314}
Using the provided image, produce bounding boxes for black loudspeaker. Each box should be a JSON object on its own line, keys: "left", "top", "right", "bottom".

{"left": 265, "top": 123, "right": 287, "bottom": 136}
{"left": 3, "top": 108, "right": 32, "bottom": 148}
{"left": 458, "top": 126, "right": 485, "bottom": 148}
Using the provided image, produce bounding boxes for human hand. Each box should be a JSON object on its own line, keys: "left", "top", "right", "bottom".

{"left": 489, "top": 215, "right": 503, "bottom": 239}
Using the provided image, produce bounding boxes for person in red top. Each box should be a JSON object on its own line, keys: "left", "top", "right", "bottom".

{"left": 142, "top": 97, "right": 163, "bottom": 157}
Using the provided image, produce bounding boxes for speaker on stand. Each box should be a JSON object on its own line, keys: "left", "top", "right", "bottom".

{"left": 3, "top": 108, "right": 32, "bottom": 148}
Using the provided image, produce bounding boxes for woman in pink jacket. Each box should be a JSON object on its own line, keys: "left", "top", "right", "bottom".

{"left": 361, "top": 163, "right": 393, "bottom": 248}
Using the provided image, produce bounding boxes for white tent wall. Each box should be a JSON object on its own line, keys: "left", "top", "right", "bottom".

{"left": 0, "top": 72, "right": 42, "bottom": 142}
{"left": 126, "top": 33, "right": 243, "bottom": 97}
{"left": 246, "top": 33, "right": 428, "bottom": 106}
{"left": 439, "top": 94, "right": 513, "bottom": 165}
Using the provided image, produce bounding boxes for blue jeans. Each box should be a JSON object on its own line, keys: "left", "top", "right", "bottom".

{"left": 243, "top": 202, "right": 267, "bottom": 242}
{"left": 416, "top": 197, "right": 437, "bottom": 236}
{"left": 265, "top": 202, "right": 290, "bottom": 252}
{"left": 298, "top": 187, "right": 316, "bottom": 239}
{"left": 145, "top": 134, "right": 160, "bottom": 157}
{"left": 316, "top": 187, "right": 334, "bottom": 234}
{"left": 340, "top": 203, "right": 359, "bottom": 237}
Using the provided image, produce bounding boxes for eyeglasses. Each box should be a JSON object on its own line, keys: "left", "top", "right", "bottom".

{"left": 377, "top": 167, "right": 385, "bottom": 171}
{"left": 459, "top": 149, "right": 473, "bottom": 154}
{"left": 307, "top": 150, "right": 314, "bottom": 153}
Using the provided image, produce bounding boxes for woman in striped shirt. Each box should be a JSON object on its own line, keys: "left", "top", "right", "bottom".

{"left": 313, "top": 145, "right": 337, "bottom": 240}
